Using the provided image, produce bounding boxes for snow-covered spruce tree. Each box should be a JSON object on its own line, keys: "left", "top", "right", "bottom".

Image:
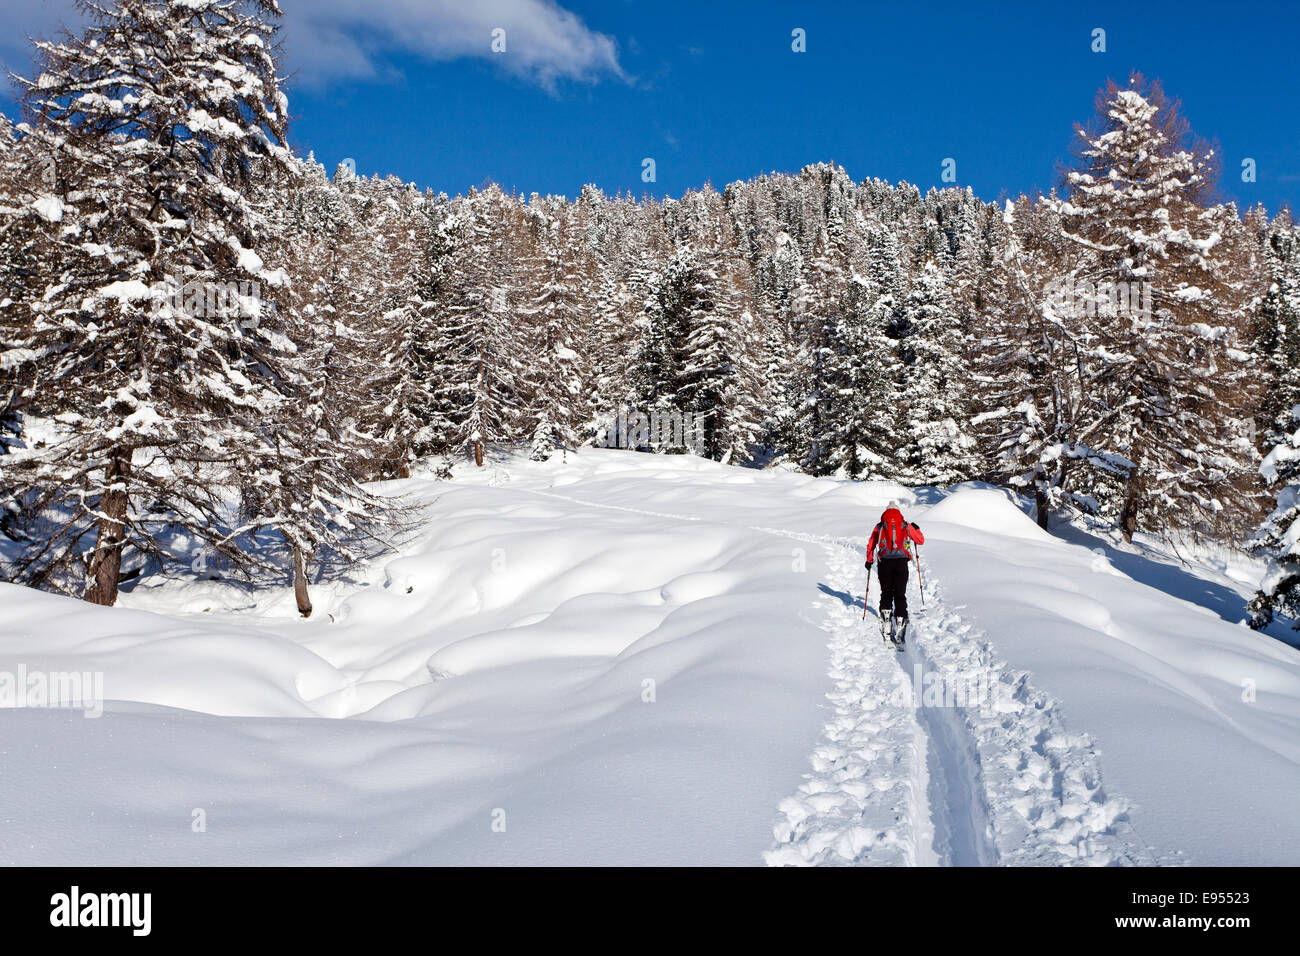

{"left": 681, "top": 193, "right": 769, "bottom": 462}
{"left": 391, "top": 197, "right": 458, "bottom": 469}
{"left": 0, "top": 115, "right": 32, "bottom": 467}
{"left": 1059, "top": 74, "right": 1257, "bottom": 541}
{"left": 631, "top": 213, "right": 762, "bottom": 463}
{"left": 954, "top": 199, "right": 1010, "bottom": 483}
{"left": 944, "top": 193, "right": 988, "bottom": 337}
{"left": 801, "top": 215, "right": 897, "bottom": 479}
{"left": 6, "top": 0, "right": 375, "bottom": 608}
{"left": 788, "top": 227, "right": 846, "bottom": 475}
{"left": 520, "top": 204, "right": 591, "bottom": 459}
{"left": 634, "top": 247, "right": 697, "bottom": 446}
{"left": 417, "top": 214, "right": 475, "bottom": 466}
{"left": 769, "top": 227, "right": 807, "bottom": 324}
{"left": 818, "top": 266, "right": 902, "bottom": 479}
{"left": 764, "top": 230, "right": 813, "bottom": 460}
{"left": 778, "top": 233, "right": 844, "bottom": 472}
{"left": 860, "top": 225, "right": 908, "bottom": 470}
{"left": 584, "top": 260, "right": 639, "bottom": 441}
{"left": 894, "top": 260, "right": 975, "bottom": 485}
{"left": 1252, "top": 213, "right": 1300, "bottom": 449}
{"left": 758, "top": 308, "right": 797, "bottom": 457}
{"left": 427, "top": 186, "right": 529, "bottom": 466}
{"left": 718, "top": 298, "right": 771, "bottom": 462}
{"left": 676, "top": 248, "right": 742, "bottom": 460}
{"left": 580, "top": 188, "right": 669, "bottom": 444}
{"left": 863, "top": 222, "right": 906, "bottom": 335}
{"left": 340, "top": 174, "right": 447, "bottom": 479}
{"left": 1244, "top": 214, "right": 1300, "bottom": 629}
{"left": 1248, "top": 402, "right": 1300, "bottom": 629}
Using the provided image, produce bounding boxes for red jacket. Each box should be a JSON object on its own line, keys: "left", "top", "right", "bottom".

{"left": 867, "top": 508, "right": 924, "bottom": 563}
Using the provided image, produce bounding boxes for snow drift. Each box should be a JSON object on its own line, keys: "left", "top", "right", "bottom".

{"left": 2, "top": 449, "right": 1298, "bottom": 865}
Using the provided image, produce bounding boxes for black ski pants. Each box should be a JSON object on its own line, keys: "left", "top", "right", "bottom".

{"left": 877, "top": 556, "right": 910, "bottom": 619}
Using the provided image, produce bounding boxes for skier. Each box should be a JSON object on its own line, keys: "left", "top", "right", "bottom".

{"left": 865, "top": 500, "right": 924, "bottom": 645}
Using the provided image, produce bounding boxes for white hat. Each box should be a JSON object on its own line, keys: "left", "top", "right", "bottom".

{"left": 888, "top": 500, "right": 899, "bottom": 509}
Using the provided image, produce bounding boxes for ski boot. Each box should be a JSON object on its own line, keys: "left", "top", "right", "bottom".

{"left": 893, "top": 616, "right": 908, "bottom": 650}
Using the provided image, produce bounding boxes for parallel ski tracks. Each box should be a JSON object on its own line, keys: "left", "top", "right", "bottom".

{"left": 514, "top": 484, "right": 1156, "bottom": 866}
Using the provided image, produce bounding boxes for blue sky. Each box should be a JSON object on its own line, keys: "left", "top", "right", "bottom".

{"left": 2, "top": 0, "right": 1296, "bottom": 213}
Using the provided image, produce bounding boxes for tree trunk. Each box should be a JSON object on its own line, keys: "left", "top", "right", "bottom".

{"left": 1034, "top": 486, "right": 1050, "bottom": 530}
{"left": 1119, "top": 470, "right": 1141, "bottom": 543}
{"left": 84, "top": 452, "right": 131, "bottom": 606}
{"left": 290, "top": 540, "right": 312, "bottom": 618}
{"left": 474, "top": 440, "right": 484, "bottom": 467}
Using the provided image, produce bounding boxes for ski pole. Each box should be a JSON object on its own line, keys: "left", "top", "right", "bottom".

{"left": 862, "top": 561, "right": 870, "bottom": 619}
{"left": 913, "top": 544, "right": 926, "bottom": 609}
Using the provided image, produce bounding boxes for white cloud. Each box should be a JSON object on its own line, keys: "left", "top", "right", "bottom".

{"left": 0, "top": 0, "right": 624, "bottom": 91}
{"left": 290, "top": 0, "right": 624, "bottom": 88}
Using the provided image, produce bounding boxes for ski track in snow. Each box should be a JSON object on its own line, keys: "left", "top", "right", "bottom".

{"left": 517, "top": 484, "right": 1162, "bottom": 866}
{"left": 902, "top": 569, "right": 1164, "bottom": 866}
{"left": 762, "top": 541, "right": 936, "bottom": 865}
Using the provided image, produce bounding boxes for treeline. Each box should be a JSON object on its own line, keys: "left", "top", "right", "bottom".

{"left": 2, "top": 2, "right": 1299, "bottom": 622}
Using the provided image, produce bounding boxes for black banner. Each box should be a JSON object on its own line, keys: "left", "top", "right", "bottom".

{"left": 7, "top": 866, "right": 1282, "bottom": 942}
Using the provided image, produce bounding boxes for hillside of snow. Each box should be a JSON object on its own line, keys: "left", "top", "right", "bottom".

{"left": 2, "top": 448, "right": 1298, "bottom": 865}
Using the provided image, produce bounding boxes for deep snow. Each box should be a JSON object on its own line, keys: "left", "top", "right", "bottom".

{"left": 2, "top": 448, "right": 1298, "bottom": 865}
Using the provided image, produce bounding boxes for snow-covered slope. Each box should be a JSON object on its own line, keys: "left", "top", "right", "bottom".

{"left": 2, "top": 449, "right": 1298, "bottom": 865}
